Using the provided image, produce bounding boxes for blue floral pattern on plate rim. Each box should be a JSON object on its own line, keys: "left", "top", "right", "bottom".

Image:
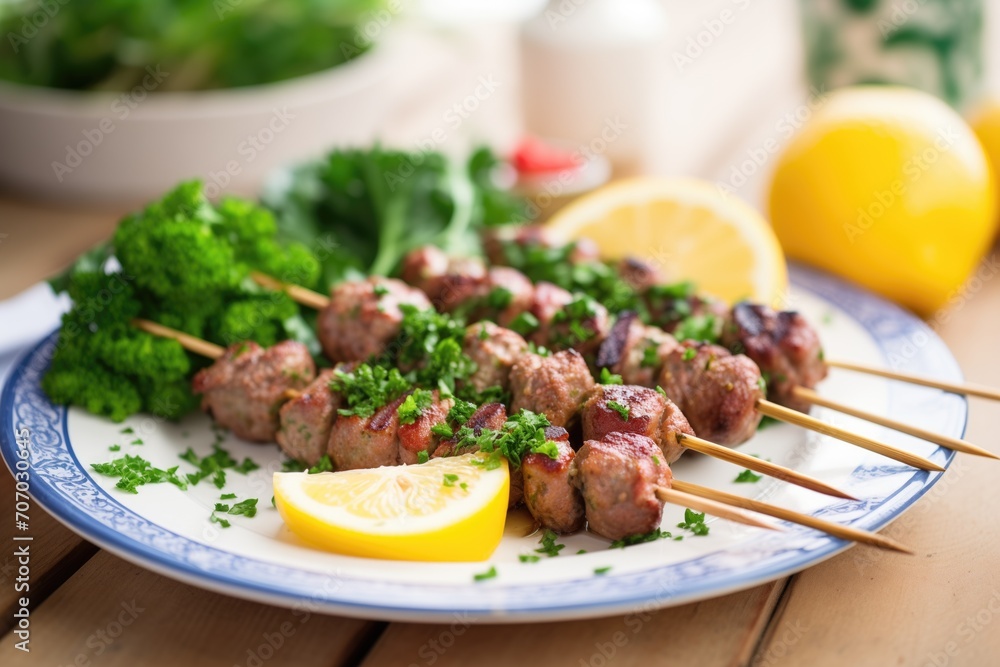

{"left": 0, "top": 265, "right": 966, "bottom": 622}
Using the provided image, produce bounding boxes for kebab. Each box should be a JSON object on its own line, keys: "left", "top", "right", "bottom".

{"left": 131, "top": 318, "right": 908, "bottom": 552}
{"left": 218, "top": 272, "right": 860, "bottom": 499}
{"left": 251, "top": 252, "right": 964, "bottom": 468}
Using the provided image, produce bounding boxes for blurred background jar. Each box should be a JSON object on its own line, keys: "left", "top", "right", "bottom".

{"left": 800, "top": 0, "right": 984, "bottom": 109}
{"left": 519, "top": 0, "right": 669, "bottom": 177}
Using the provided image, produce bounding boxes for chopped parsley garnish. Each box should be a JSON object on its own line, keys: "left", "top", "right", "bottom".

{"left": 594, "top": 566, "right": 612, "bottom": 576}
{"left": 233, "top": 457, "right": 260, "bottom": 474}
{"left": 130, "top": 438, "right": 144, "bottom": 446}
{"left": 281, "top": 458, "right": 306, "bottom": 472}
{"left": 599, "top": 367, "right": 623, "bottom": 385}
{"left": 473, "top": 566, "right": 497, "bottom": 582}
{"left": 652, "top": 455, "right": 661, "bottom": 466}
{"left": 518, "top": 554, "right": 541, "bottom": 563}
{"left": 228, "top": 498, "right": 258, "bottom": 517}
{"left": 417, "top": 450, "right": 430, "bottom": 464}
{"left": 331, "top": 364, "right": 411, "bottom": 419}
{"left": 510, "top": 311, "right": 540, "bottom": 335}
{"left": 656, "top": 385, "right": 667, "bottom": 397}
{"left": 641, "top": 343, "right": 660, "bottom": 368}
{"left": 677, "top": 508, "right": 710, "bottom": 536}
{"left": 308, "top": 455, "right": 334, "bottom": 474}
{"left": 610, "top": 528, "right": 675, "bottom": 548}
{"left": 757, "top": 415, "right": 781, "bottom": 430}
{"left": 120, "top": 427, "right": 135, "bottom": 434}
{"left": 179, "top": 445, "right": 257, "bottom": 489}
{"left": 395, "top": 305, "right": 467, "bottom": 368}
{"left": 443, "top": 473, "right": 459, "bottom": 487}
{"left": 757, "top": 376, "right": 767, "bottom": 393}
{"left": 373, "top": 283, "right": 389, "bottom": 297}
{"left": 478, "top": 324, "right": 490, "bottom": 340}
{"left": 398, "top": 389, "right": 434, "bottom": 424}
{"left": 535, "top": 529, "right": 565, "bottom": 557}
{"left": 109, "top": 444, "right": 121, "bottom": 452}
{"left": 576, "top": 549, "right": 587, "bottom": 555}
{"left": 208, "top": 497, "right": 258, "bottom": 527}
{"left": 648, "top": 281, "right": 695, "bottom": 300}
{"left": 413, "top": 338, "right": 476, "bottom": 395}
{"left": 487, "top": 286, "right": 513, "bottom": 310}
{"left": 526, "top": 341, "right": 550, "bottom": 357}
{"left": 682, "top": 348, "right": 697, "bottom": 361}
{"left": 607, "top": 400, "right": 630, "bottom": 421}
{"left": 675, "top": 314, "right": 720, "bottom": 344}
{"left": 91, "top": 455, "right": 187, "bottom": 494}
{"left": 550, "top": 294, "right": 601, "bottom": 348}
{"left": 220, "top": 493, "right": 237, "bottom": 499}
{"left": 456, "top": 410, "right": 556, "bottom": 469}
{"left": 430, "top": 423, "right": 453, "bottom": 439}
{"left": 734, "top": 469, "right": 762, "bottom": 483}
{"left": 446, "top": 399, "right": 478, "bottom": 426}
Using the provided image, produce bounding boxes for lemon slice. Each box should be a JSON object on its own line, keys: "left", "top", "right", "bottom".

{"left": 273, "top": 453, "right": 509, "bottom": 561}
{"left": 545, "top": 177, "right": 788, "bottom": 305}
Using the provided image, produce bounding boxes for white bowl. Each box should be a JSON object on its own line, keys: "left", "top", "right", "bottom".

{"left": 0, "top": 30, "right": 412, "bottom": 205}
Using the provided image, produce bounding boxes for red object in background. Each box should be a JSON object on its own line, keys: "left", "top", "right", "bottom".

{"left": 511, "top": 137, "right": 580, "bottom": 175}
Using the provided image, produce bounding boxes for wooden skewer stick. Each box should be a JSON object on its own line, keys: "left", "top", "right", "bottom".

{"left": 793, "top": 387, "right": 999, "bottom": 461}
{"left": 676, "top": 433, "right": 856, "bottom": 500}
{"left": 671, "top": 480, "right": 913, "bottom": 554}
{"left": 132, "top": 318, "right": 224, "bottom": 360}
{"left": 655, "top": 487, "right": 779, "bottom": 532}
{"left": 826, "top": 359, "right": 1000, "bottom": 402}
{"left": 755, "top": 399, "right": 945, "bottom": 472}
{"left": 251, "top": 271, "right": 330, "bottom": 309}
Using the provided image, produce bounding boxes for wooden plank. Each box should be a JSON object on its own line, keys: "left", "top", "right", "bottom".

{"left": 750, "top": 253, "right": 1000, "bottom": 666}
{"left": 0, "top": 466, "right": 97, "bottom": 635}
{"left": 0, "top": 550, "right": 382, "bottom": 666}
{"left": 361, "top": 581, "right": 786, "bottom": 667}
{"left": 0, "top": 199, "right": 120, "bottom": 300}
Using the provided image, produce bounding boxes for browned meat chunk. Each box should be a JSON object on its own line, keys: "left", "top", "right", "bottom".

{"left": 399, "top": 246, "right": 489, "bottom": 312}
{"left": 618, "top": 257, "right": 664, "bottom": 293}
{"left": 398, "top": 391, "right": 454, "bottom": 465}
{"left": 276, "top": 368, "right": 340, "bottom": 465}
{"left": 527, "top": 281, "right": 573, "bottom": 336}
{"left": 509, "top": 349, "right": 595, "bottom": 427}
{"left": 400, "top": 245, "right": 449, "bottom": 292}
{"left": 581, "top": 384, "right": 691, "bottom": 464}
{"left": 327, "top": 394, "right": 407, "bottom": 471}
{"left": 477, "top": 267, "right": 535, "bottom": 327}
{"left": 462, "top": 322, "right": 528, "bottom": 394}
{"left": 523, "top": 438, "right": 585, "bottom": 534}
{"left": 193, "top": 340, "right": 314, "bottom": 443}
{"left": 569, "top": 432, "right": 672, "bottom": 541}
{"left": 722, "top": 302, "right": 828, "bottom": 412}
{"left": 597, "top": 313, "right": 679, "bottom": 388}
{"left": 658, "top": 342, "right": 764, "bottom": 446}
{"left": 317, "top": 277, "right": 431, "bottom": 363}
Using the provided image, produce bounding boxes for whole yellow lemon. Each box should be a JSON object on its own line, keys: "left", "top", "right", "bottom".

{"left": 970, "top": 97, "right": 1000, "bottom": 223}
{"left": 768, "top": 86, "right": 996, "bottom": 316}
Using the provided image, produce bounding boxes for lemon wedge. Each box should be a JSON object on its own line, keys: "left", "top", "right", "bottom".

{"left": 273, "top": 453, "right": 509, "bottom": 561}
{"left": 545, "top": 176, "right": 788, "bottom": 306}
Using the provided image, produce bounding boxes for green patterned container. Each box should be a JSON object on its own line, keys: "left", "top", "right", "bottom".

{"left": 800, "top": 0, "right": 984, "bottom": 108}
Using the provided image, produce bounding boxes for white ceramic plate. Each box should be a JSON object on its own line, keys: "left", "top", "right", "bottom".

{"left": 0, "top": 266, "right": 964, "bottom": 622}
